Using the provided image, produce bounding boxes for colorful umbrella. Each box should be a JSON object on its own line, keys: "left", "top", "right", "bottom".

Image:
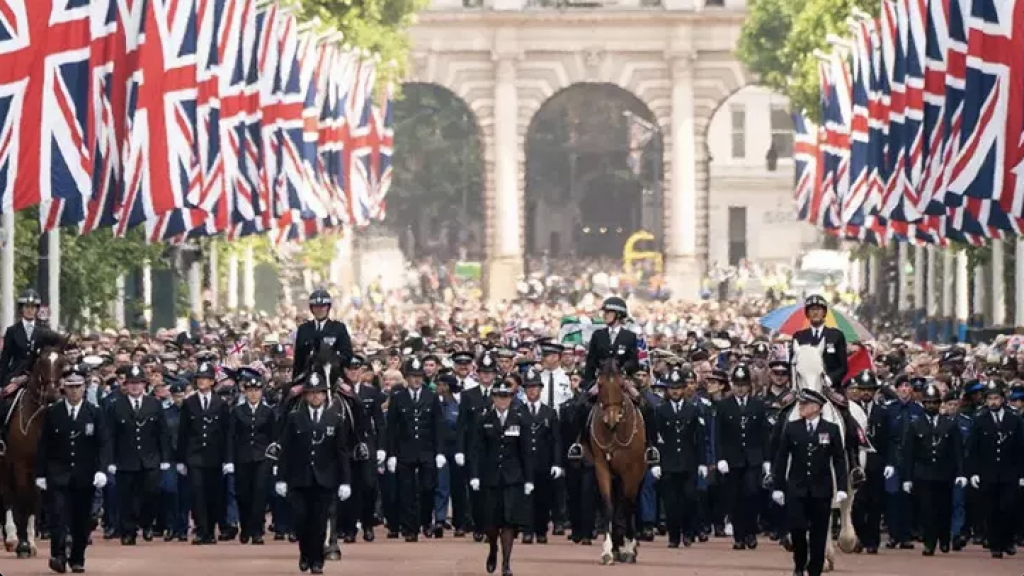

{"left": 759, "top": 303, "right": 873, "bottom": 342}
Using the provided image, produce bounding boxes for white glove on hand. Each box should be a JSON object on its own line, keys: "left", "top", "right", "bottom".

{"left": 955, "top": 477, "right": 967, "bottom": 488}
{"left": 455, "top": 453, "right": 465, "bottom": 466}
{"left": 93, "top": 472, "right": 107, "bottom": 489}
{"left": 470, "top": 478, "right": 480, "bottom": 491}
{"left": 550, "top": 466, "right": 564, "bottom": 479}
{"left": 222, "top": 463, "right": 234, "bottom": 475}
{"left": 176, "top": 463, "right": 187, "bottom": 475}
{"left": 970, "top": 475, "right": 981, "bottom": 489}
{"left": 338, "top": 484, "right": 351, "bottom": 501}
{"left": 275, "top": 482, "right": 288, "bottom": 497}
{"left": 650, "top": 466, "right": 662, "bottom": 480}
{"left": 376, "top": 450, "right": 386, "bottom": 466}
{"left": 435, "top": 454, "right": 447, "bottom": 469}
{"left": 159, "top": 462, "right": 170, "bottom": 471}
{"left": 717, "top": 460, "right": 730, "bottom": 475}
{"left": 762, "top": 462, "right": 771, "bottom": 475}
{"left": 35, "top": 477, "right": 47, "bottom": 491}
{"left": 698, "top": 465, "right": 709, "bottom": 479}
{"left": 386, "top": 457, "right": 397, "bottom": 473}
{"left": 902, "top": 481, "right": 913, "bottom": 494}
{"left": 883, "top": 466, "right": 895, "bottom": 479}
{"left": 835, "top": 491, "right": 848, "bottom": 504}
{"left": 1019, "top": 478, "right": 1024, "bottom": 488}
{"left": 524, "top": 482, "right": 534, "bottom": 495}
{"left": 107, "top": 465, "right": 117, "bottom": 475}
{"left": 772, "top": 490, "right": 785, "bottom": 506}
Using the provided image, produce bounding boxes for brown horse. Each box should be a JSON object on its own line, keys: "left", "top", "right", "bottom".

{"left": 1, "top": 345, "right": 65, "bottom": 557}
{"left": 585, "top": 359, "right": 646, "bottom": 565}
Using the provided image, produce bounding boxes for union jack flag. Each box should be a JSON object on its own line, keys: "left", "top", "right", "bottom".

{"left": 368, "top": 82, "right": 394, "bottom": 221}
{"left": 792, "top": 113, "right": 819, "bottom": 222}
{"left": 341, "top": 58, "right": 377, "bottom": 226}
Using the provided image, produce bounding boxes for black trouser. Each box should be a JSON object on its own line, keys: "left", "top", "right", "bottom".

{"left": 662, "top": 471, "right": 696, "bottom": 541}
{"left": 188, "top": 466, "right": 223, "bottom": 539}
{"left": 566, "top": 465, "right": 597, "bottom": 537}
{"left": 528, "top": 472, "right": 554, "bottom": 536}
{"left": 340, "top": 460, "right": 374, "bottom": 535}
{"left": 116, "top": 469, "right": 160, "bottom": 536}
{"left": 916, "top": 479, "right": 953, "bottom": 550}
{"left": 235, "top": 461, "right": 270, "bottom": 539}
{"left": 788, "top": 495, "right": 831, "bottom": 576}
{"left": 984, "top": 481, "right": 1019, "bottom": 553}
{"left": 47, "top": 482, "right": 94, "bottom": 564}
{"left": 289, "top": 486, "right": 333, "bottom": 567}
{"left": 551, "top": 476, "right": 568, "bottom": 528}
{"left": 851, "top": 469, "right": 885, "bottom": 548}
{"left": 397, "top": 460, "right": 436, "bottom": 536}
{"left": 723, "top": 465, "right": 760, "bottom": 542}
{"left": 449, "top": 458, "right": 471, "bottom": 530}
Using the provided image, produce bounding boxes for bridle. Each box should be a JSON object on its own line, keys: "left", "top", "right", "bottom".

{"left": 19, "top": 351, "right": 62, "bottom": 435}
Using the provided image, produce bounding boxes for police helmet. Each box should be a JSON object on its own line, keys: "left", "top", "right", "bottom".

{"left": 17, "top": 288, "right": 41, "bottom": 306}
{"left": 601, "top": 296, "right": 629, "bottom": 318}
{"left": 804, "top": 294, "right": 828, "bottom": 313}
{"left": 308, "top": 288, "right": 332, "bottom": 307}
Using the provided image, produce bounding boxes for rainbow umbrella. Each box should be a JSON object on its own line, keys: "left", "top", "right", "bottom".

{"left": 759, "top": 303, "right": 873, "bottom": 342}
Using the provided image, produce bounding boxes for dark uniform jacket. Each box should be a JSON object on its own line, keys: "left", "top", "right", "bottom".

{"left": 522, "top": 401, "right": 561, "bottom": 471}
{"left": 0, "top": 321, "right": 35, "bottom": 385}
{"left": 583, "top": 326, "right": 640, "bottom": 387}
{"left": 900, "top": 414, "right": 963, "bottom": 481}
{"left": 277, "top": 407, "right": 352, "bottom": 489}
{"left": 455, "top": 384, "right": 494, "bottom": 455}
{"left": 178, "top": 392, "right": 232, "bottom": 468}
{"left": 354, "top": 383, "right": 386, "bottom": 454}
{"left": 968, "top": 408, "right": 1024, "bottom": 484}
{"left": 469, "top": 407, "right": 534, "bottom": 487}
{"left": 386, "top": 386, "right": 445, "bottom": 464}
{"left": 292, "top": 319, "right": 354, "bottom": 380}
{"left": 36, "top": 400, "right": 109, "bottom": 487}
{"left": 654, "top": 399, "right": 709, "bottom": 474}
{"left": 860, "top": 399, "right": 889, "bottom": 473}
{"left": 772, "top": 418, "right": 849, "bottom": 499}
{"left": 792, "top": 326, "right": 848, "bottom": 388}
{"left": 715, "top": 395, "right": 771, "bottom": 468}
{"left": 228, "top": 402, "right": 276, "bottom": 465}
{"left": 105, "top": 394, "right": 171, "bottom": 471}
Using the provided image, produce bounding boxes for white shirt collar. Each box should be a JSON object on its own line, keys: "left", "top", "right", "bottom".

{"left": 807, "top": 416, "right": 820, "bottom": 428}
{"left": 249, "top": 402, "right": 260, "bottom": 412}
{"left": 309, "top": 406, "right": 321, "bottom": 419}
{"left": 68, "top": 400, "right": 82, "bottom": 414}
{"left": 23, "top": 319, "right": 34, "bottom": 328}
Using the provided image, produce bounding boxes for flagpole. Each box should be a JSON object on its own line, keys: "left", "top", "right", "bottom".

{"left": 0, "top": 211, "right": 14, "bottom": 329}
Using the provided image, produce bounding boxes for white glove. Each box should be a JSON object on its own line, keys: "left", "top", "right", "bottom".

{"left": 524, "top": 482, "right": 534, "bottom": 495}
{"left": 455, "top": 453, "right": 466, "bottom": 466}
{"left": 93, "top": 472, "right": 107, "bottom": 489}
{"left": 970, "top": 475, "right": 981, "bottom": 489}
{"left": 376, "top": 450, "right": 386, "bottom": 466}
{"left": 1019, "top": 478, "right": 1024, "bottom": 488}
{"left": 650, "top": 466, "right": 662, "bottom": 480}
{"left": 955, "top": 477, "right": 967, "bottom": 488}
{"left": 435, "top": 454, "right": 447, "bottom": 469}
{"left": 159, "top": 462, "right": 170, "bottom": 471}
{"left": 717, "top": 460, "right": 729, "bottom": 474}
{"left": 698, "top": 465, "right": 709, "bottom": 478}
{"left": 386, "top": 457, "right": 397, "bottom": 473}
{"left": 902, "top": 481, "right": 913, "bottom": 494}
{"left": 883, "top": 466, "right": 895, "bottom": 479}
{"left": 762, "top": 462, "right": 771, "bottom": 475}
{"left": 338, "top": 484, "right": 351, "bottom": 501}
{"left": 107, "top": 465, "right": 117, "bottom": 475}
{"left": 772, "top": 490, "right": 785, "bottom": 506}
{"left": 35, "top": 477, "right": 47, "bottom": 491}
{"left": 835, "top": 491, "right": 848, "bottom": 504}
{"left": 550, "top": 466, "right": 564, "bottom": 479}
{"left": 275, "top": 482, "right": 288, "bottom": 497}
{"left": 470, "top": 478, "right": 480, "bottom": 491}
{"left": 222, "top": 463, "right": 234, "bottom": 475}
{"left": 176, "top": 463, "right": 187, "bottom": 475}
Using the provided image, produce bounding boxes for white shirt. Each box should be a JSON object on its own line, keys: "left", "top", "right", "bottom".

{"left": 993, "top": 409, "right": 1004, "bottom": 425}
{"left": 497, "top": 408, "right": 508, "bottom": 426}
{"left": 249, "top": 402, "right": 260, "bottom": 415}
{"left": 22, "top": 320, "right": 34, "bottom": 338}
{"left": 529, "top": 401, "right": 541, "bottom": 416}
{"left": 540, "top": 368, "right": 572, "bottom": 410}
{"left": 199, "top": 392, "right": 212, "bottom": 410}
{"left": 315, "top": 320, "right": 326, "bottom": 332}
{"left": 309, "top": 406, "right": 322, "bottom": 423}
{"left": 409, "top": 387, "right": 420, "bottom": 403}
{"left": 811, "top": 325, "right": 823, "bottom": 341}
{"left": 608, "top": 326, "right": 620, "bottom": 342}
{"left": 735, "top": 394, "right": 748, "bottom": 408}
{"left": 806, "top": 416, "right": 820, "bottom": 434}
{"left": 672, "top": 400, "right": 683, "bottom": 413}
{"left": 130, "top": 396, "right": 143, "bottom": 411}
{"left": 67, "top": 400, "right": 82, "bottom": 420}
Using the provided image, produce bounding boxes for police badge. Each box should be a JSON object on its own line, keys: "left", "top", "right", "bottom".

{"left": 326, "top": 426, "right": 335, "bottom": 437}
{"left": 85, "top": 423, "right": 94, "bottom": 436}
{"left": 325, "top": 336, "right": 337, "bottom": 346}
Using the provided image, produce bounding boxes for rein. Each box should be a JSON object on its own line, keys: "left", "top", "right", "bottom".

{"left": 589, "top": 395, "right": 640, "bottom": 459}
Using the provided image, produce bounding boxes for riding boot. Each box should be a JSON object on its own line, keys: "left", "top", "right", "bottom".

{"left": 0, "top": 396, "right": 10, "bottom": 455}
{"left": 567, "top": 395, "right": 594, "bottom": 461}
{"left": 641, "top": 405, "right": 660, "bottom": 465}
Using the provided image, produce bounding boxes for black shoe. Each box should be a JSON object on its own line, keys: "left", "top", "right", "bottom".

{"left": 49, "top": 557, "right": 68, "bottom": 574}
{"left": 639, "top": 527, "right": 654, "bottom": 542}
{"left": 567, "top": 443, "right": 583, "bottom": 461}
{"left": 486, "top": 546, "right": 498, "bottom": 573}
{"left": 142, "top": 528, "right": 153, "bottom": 542}
{"left": 251, "top": 536, "right": 264, "bottom": 545}
{"left": 732, "top": 542, "right": 746, "bottom": 550}
{"left": 343, "top": 534, "right": 356, "bottom": 544}
{"left": 667, "top": 540, "right": 680, "bottom": 548}
{"left": 404, "top": 534, "right": 418, "bottom": 543}
{"left": 70, "top": 565, "right": 84, "bottom": 574}
{"left": 163, "top": 532, "right": 175, "bottom": 542}
{"left": 536, "top": 534, "right": 548, "bottom": 544}
{"left": 310, "top": 565, "right": 323, "bottom": 575}
{"left": 299, "top": 558, "right": 310, "bottom": 572}
{"left": 1005, "top": 545, "right": 1017, "bottom": 556}
{"left": 792, "top": 572, "right": 805, "bottom": 576}
{"left": 522, "top": 533, "right": 534, "bottom": 544}
{"left": 432, "top": 524, "right": 444, "bottom": 539}
{"left": 745, "top": 537, "right": 757, "bottom": 550}
{"left": 939, "top": 542, "right": 950, "bottom": 554}
{"left": 453, "top": 529, "right": 465, "bottom": 538}
{"left": 899, "top": 542, "right": 915, "bottom": 550}
{"left": 552, "top": 525, "right": 566, "bottom": 536}
{"left": 698, "top": 532, "right": 709, "bottom": 543}
{"left": 274, "top": 532, "right": 286, "bottom": 541}
{"left": 991, "top": 551, "right": 1003, "bottom": 559}
{"left": 714, "top": 526, "right": 726, "bottom": 538}
{"left": 580, "top": 539, "right": 592, "bottom": 546}
{"left": 682, "top": 536, "right": 693, "bottom": 547}
{"left": 501, "top": 563, "right": 512, "bottom": 576}
{"left": 240, "top": 534, "right": 250, "bottom": 544}
{"left": 192, "top": 536, "right": 205, "bottom": 545}
{"left": 922, "top": 547, "right": 935, "bottom": 556}
{"left": 103, "top": 528, "right": 117, "bottom": 540}
{"left": 176, "top": 534, "right": 188, "bottom": 542}
{"left": 885, "top": 539, "right": 898, "bottom": 549}
{"left": 781, "top": 537, "right": 793, "bottom": 552}
{"left": 865, "top": 547, "right": 878, "bottom": 555}
{"left": 363, "top": 529, "right": 375, "bottom": 542}
{"left": 288, "top": 534, "right": 298, "bottom": 543}
{"left": 120, "top": 536, "right": 133, "bottom": 546}
{"left": 387, "top": 530, "right": 400, "bottom": 539}
{"left": 473, "top": 532, "right": 485, "bottom": 543}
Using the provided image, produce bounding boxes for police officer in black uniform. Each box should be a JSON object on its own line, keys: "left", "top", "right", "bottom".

{"left": 519, "top": 368, "right": 563, "bottom": 544}
{"left": 178, "top": 361, "right": 232, "bottom": 544}
{"left": 227, "top": 367, "right": 276, "bottom": 545}
{"left": 348, "top": 356, "right": 387, "bottom": 542}
{"left": 35, "top": 364, "right": 109, "bottom": 574}
{"left": 455, "top": 352, "right": 499, "bottom": 542}
{"left": 848, "top": 370, "right": 888, "bottom": 554}
{"left": 292, "top": 289, "right": 354, "bottom": 381}
{"left": 0, "top": 288, "right": 45, "bottom": 455}
{"left": 791, "top": 295, "right": 848, "bottom": 388}
{"left": 274, "top": 371, "right": 353, "bottom": 574}
{"left": 771, "top": 389, "right": 848, "bottom": 576}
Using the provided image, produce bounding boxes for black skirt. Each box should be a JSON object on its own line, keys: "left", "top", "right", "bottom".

{"left": 478, "top": 484, "right": 529, "bottom": 530}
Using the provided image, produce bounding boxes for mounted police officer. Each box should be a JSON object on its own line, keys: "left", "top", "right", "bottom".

{"left": 791, "top": 295, "right": 848, "bottom": 389}
{"left": 0, "top": 288, "right": 44, "bottom": 455}
{"left": 292, "top": 289, "right": 354, "bottom": 381}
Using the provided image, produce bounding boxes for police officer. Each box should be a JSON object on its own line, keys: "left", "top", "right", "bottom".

{"left": 848, "top": 370, "right": 888, "bottom": 554}
{"left": 520, "top": 368, "right": 563, "bottom": 544}
{"left": 161, "top": 379, "right": 190, "bottom": 542}
{"left": 178, "top": 361, "right": 232, "bottom": 544}
{"left": 349, "top": 356, "right": 387, "bottom": 542}
{"left": 292, "top": 289, "right": 354, "bottom": 381}
{"left": 385, "top": 357, "right": 446, "bottom": 542}
{"left": 227, "top": 367, "right": 276, "bottom": 545}
{"left": 899, "top": 384, "right": 965, "bottom": 555}
{"left": 274, "top": 371, "right": 352, "bottom": 574}
{"left": 649, "top": 367, "right": 709, "bottom": 548}
{"left": 883, "top": 374, "right": 924, "bottom": 549}
{"left": 771, "top": 389, "right": 848, "bottom": 576}
{"left": 455, "top": 352, "right": 499, "bottom": 542}
{"left": 715, "top": 363, "right": 771, "bottom": 550}
{"left": 968, "top": 380, "right": 1024, "bottom": 558}
{"left": 0, "top": 288, "right": 46, "bottom": 455}
{"left": 791, "top": 295, "right": 848, "bottom": 388}
{"left": 103, "top": 364, "right": 171, "bottom": 545}
{"left": 35, "top": 364, "right": 108, "bottom": 574}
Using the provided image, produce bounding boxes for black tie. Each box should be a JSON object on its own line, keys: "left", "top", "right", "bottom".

{"left": 70, "top": 406, "right": 77, "bottom": 421}
{"left": 202, "top": 396, "right": 208, "bottom": 411}
{"left": 413, "top": 390, "right": 419, "bottom": 404}
{"left": 314, "top": 409, "right": 320, "bottom": 424}
{"left": 807, "top": 421, "right": 814, "bottom": 435}
{"left": 532, "top": 404, "right": 538, "bottom": 417}
{"left": 547, "top": 373, "right": 554, "bottom": 406}
{"left": 133, "top": 399, "right": 140, "bottom": 414}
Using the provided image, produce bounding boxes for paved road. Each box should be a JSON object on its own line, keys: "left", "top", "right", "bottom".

{"left": 3, "top": 534, "right": 1022, "bottom": 576}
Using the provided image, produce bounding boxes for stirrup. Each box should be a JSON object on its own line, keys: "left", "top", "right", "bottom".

{"left": 567, "top": 443, "right": 583, "bottom": 461}
{"left": 0, "top": 438, "right": 6, "bottom": 457}
{"left": 644, "top": 447, "right": 660, "bottom": 465}
{"left": 353, "top": 442, "right": 370, "bottom": 462}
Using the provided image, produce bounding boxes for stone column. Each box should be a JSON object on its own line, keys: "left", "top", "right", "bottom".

{"left": 142, "top": 262, "right": 152, "bottom": 326}
{"left": 954, "top": 251, "right": 969, "bottom": 340}
{"left": 226, "top": 252, "right": 239, "bottom": 310}
{"left": 972, "top": 262, "right": 986, "bottom": 326}
{"left": 925, "top": 247, "right": 938, "bottom": 340}
{"left": 208, "top": 243, "right": 219, "bottom": 312}
{"left": 0, "top": 211, "right": 14, "bottom": 330}
{"left": 992, "top": 240, "right": 1006, "bottom": 325}
{"left": 941, "top": 250, "right": 954, "bottom": 340}
{"left": 485, "top": 51, "right": 523, "bottom": 303}
{"left": 664, "top": 51, "right": 701, "bottom": 300}
{"left": 243, "top": 244, "right": 255, "bottom": 310}
{"left": 897, "top": 243, "right": 910, "bottom": 313}
{"left": 912, "top": 245, "right": 925, "bottom": 311}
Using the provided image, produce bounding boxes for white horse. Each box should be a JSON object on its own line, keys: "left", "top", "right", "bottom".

{"left": 790, "top": 342, "right": 872, "bottom": 572}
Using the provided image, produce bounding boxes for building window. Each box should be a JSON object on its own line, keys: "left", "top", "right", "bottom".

{"left": 728, "top": 206, "right": 747, "bottom": 266}
{"left": 730, "top": 105, "right": 746, "bottom": 159}
{"left": 770, "top": 105, "right": 794, "bottom": 158}
{"left": 705, "top": 0, "right": 725, "bottom": 5}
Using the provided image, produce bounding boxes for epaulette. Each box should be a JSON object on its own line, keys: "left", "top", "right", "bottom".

{"left": 882, "top": 399, "right": 895, "bottom": 407}
{"left": 700, "top": 397, "right": 712, "bottom": 407}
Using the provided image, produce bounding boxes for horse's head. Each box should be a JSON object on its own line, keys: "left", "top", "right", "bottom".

{"left": 597, "top": 358, "right": 626, "bottom": 430}
{"left": 30, "top": 346, "right": 65, "bottom": 404}
{"left": 308, "top": 339, "right": 343, "bottom": 387}
{"left": 793, "top": 342, "right": 827, "bottom": 392}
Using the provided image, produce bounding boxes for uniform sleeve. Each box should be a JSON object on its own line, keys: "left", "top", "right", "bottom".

{"left": 771, "top": 423, "right": 790, "bottom": 491}
{"left": 372, "top": 390, "right": 386, "bottom": 446}
{"left": 95, "top": 406, "right": 112, "bottom": 472}
{"left": 468, "top": 414, "right": 483, "bottom": 480}
{"left": 898, "top": 422, "right": 914, "bottom": 480}
{"left": 336, "top": 323, "right": 354, "bottom": 366}
{"left": 830, "top": 423, "right": 849, "bottom": 491}
{"left": 385, "top": 394, "right": 399, "bottom": 457}
{"left": 520, "top": 419, "right": 534, "bottom": 485}
{"left": 34, "top": 407, "right": 51, "bottom": 479}
{"left": 694, "top": 409, "right": 709, "bottom": 466}
{"left": 337, "top": 415, "right": 352, "bottom": 486}
{"left": 292, "top": 327, "right": 307, "bottom": 382}
{"left": 829, "top": 331, "right": 849, "bottom": 387}
{"left": 583, "top": 333, "right": 600, "bottom": 387}
{"left": 433, "top": 395, "right": 445, "bottom": 455}
{"left": 278, "top": 413, "right": 294, "bottom": 480}
{"left": 224, "top": 406, "right": 236, "bottom": 465}
{"left": 177, "top": 400, "right": 190, "bottom": 463}
{"left": 551, "top": 409, "right": 563, "bottom": 468}
{"left": 951, "top": 422, "right": 964, "bottom": 479}
{"left": 102, "top": 401, "right": 117, "bottom": 466}
{"left": 0, "top": 330, "right": 13, "bottom": 383}
{"left": 157, "top": 402, "right": 172, "bottom": 464}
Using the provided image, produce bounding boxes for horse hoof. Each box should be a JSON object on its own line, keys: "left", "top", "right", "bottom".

{"left": 600, "top": 554, "right": 615, "bottom": 566}
{"left": 326, "top": 551, "right": 341, "bottom": 561}
{"left": 4, "top": 541, "right": 14, "bottom": 553}
{"left": 624, "top": 553, "right": 636, "bottom": 564}
{"left": 824, "top": 559, "right": 834, "bottom": 572}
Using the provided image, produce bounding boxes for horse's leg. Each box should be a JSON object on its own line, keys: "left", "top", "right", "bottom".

{"left": 824, "top": 534, "right": 835, "bottom": 573}
{"left": 27, "top": 512, "right": 36, "bottom": 556}
{"left": 620, "top": 470, "right": 641, "bottom": 564}
{"left": 836, "top": 482, "right": 859, "bottom": 554}
{"left": 594, "top": 463, "right": 615, "bottom": 565}
{"left": 4, "top": 508, "right": 16, "bottom": 551}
